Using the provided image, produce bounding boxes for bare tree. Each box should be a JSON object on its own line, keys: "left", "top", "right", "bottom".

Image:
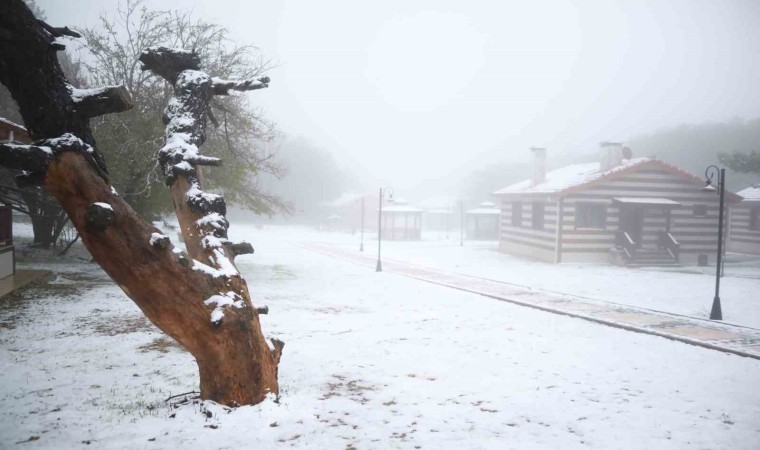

{"left": 0, "top": 0, "right": 283, "bottom": 406}
{"left": 80, "top": 0, "right": 288, "bottom": 218}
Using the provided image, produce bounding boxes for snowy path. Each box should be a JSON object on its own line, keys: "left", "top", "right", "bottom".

{"left": 312, "top": 230, "right": 760, "bottom": 329}
{"left": 0, "top": 225, "right": 759, "bottom": 449}
{"left": 302, "top": 242, "right": 760, "bottom": 361}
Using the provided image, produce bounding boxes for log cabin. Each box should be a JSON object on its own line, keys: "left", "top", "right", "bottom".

{"left": 493, "top": 144, "right": 741, "bottom": 266}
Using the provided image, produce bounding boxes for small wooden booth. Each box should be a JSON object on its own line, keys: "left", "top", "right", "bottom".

{"left": 381, "top": 199, "right": 422, "bottom": 241}
{"left": 465, "top": 201, "right": 500, "bottom": 240}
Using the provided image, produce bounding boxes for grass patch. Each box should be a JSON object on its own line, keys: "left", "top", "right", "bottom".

{"left": 138, "top": 336, "right": 186, "bottom": 354}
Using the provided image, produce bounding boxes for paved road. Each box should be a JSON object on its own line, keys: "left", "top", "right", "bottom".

{"left": 303, "top": 242, "right": 760, "bottom": 360}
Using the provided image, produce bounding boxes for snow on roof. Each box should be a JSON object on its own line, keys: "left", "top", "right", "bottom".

{"left": 380, "top": 197, "right": 423, "bottom": 213}
{"left": 0, "top": 117, "right": 26, "bottom": 132}
{"left": 494, "top": 158, "right": 652, "bottom": 196}
{"left": 612, "top": 197, "right": 681, "bottom": 206}
{"left": 0, "top": 117, "right": 30, "bottom": 143}
{"left": 737, "top": 184, "right": 760, "bottom": 202}
{"left": 382, "top": 205, "right": 423, "bottom": 213}
{"left": 466, "top": 201, "right": 500, "bottom": 215}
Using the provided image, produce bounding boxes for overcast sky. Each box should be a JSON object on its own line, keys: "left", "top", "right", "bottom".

{"left": 40, "top": 0, "right": 760, "bottom": 192}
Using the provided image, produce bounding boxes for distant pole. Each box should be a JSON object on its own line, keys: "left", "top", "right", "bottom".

{"left": 376, "top": 188, "right": 383, "bottom": 272}
{"left": 360, "top": 197, "right": 365, "bottom": 252}
{"left": 446, "top": 204, "right": 450, "bottom": 240}
{"left": 460, "top": 201, "right": 464, "bottom": 247}
{"left": 704, "top": 165, "right": 724, "bottom": 320}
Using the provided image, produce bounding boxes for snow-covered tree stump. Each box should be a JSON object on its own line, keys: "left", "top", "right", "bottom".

{"left": 0, "top": 0, "right": 282, "bottom": 406}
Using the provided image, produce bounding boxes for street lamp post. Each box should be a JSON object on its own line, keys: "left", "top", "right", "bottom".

{"left": 460, "top": 201, "right": 464, "bottom": 247}
{"left": 704, "top": 165, "right": 726, "bottom": 321}
{"left": 376, "top": 187, "right": 393, "bottom": 272}
{"left": 359, "top": 196, "right": 365, "bottom": 252}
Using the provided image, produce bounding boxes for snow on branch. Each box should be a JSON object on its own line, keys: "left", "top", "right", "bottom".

{"left": 86, "top": 202, "right": 115, "bottom": 231}
{"left": 139, "top": 47, "right": 201, "bottom": 84}
{"left": 0, "top": 143, "right": 53, "bottom": 172}
{"left": 37, "top": 19, "right": 81, "bottom": 38}
{"left": 212, "top": 77, "right": 270, "bottom": 96}
{"left": 68, "top": 84, "right": 133, "bottom": 118}
{"left": 149, "top": 232, "right": 171, "bottom": 249}
{"left": 0, "top": 133, "right": 105, "bottom": 178}
{"left": 204, "top": 291, "right": 245, "bottom": 324}
{"left": 187, "top": 184, "right": 226, "bottom": 221}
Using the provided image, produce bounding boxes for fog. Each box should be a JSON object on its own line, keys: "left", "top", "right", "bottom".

{"left": 40, "top": 0, "right": 760, "bottom": 196}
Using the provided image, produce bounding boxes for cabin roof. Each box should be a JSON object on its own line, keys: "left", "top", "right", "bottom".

{"left": 737, "top": 184, "right": 760, "bottom": 202}
{"left": 493, "top": 158, "right": 743, "bottom": 202}
{"left": 493, "top": 158, "right": 651, "bottom": 195}
{"left": 0, "top": 117, "right": 26, "bottom": 133}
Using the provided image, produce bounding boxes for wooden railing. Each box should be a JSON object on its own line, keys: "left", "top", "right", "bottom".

{"left": 615, "top": 231, "right": 636, "bottom": 260}
{"left": 658, "top": 231, "right": 680, "bottom": 262}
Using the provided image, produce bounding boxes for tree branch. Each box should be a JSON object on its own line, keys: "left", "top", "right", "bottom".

{"left": 37, "top": 19, "right": 82, "bottom": 38}
{"left": 212, "top": 77, "right": 270, "bottom": 96}
{"left": 139, "top": 46, "right": 200, "bottom": 83}
{"left": 70, "top": 84, "right": 134, "bottom": 118}
{"left": 0, "top": 143, "right": 53, "bottom": 172}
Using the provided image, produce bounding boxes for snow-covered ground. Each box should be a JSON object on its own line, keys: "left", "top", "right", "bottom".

{"left": 1, "top": 224, "right": 759, "bottom": 448}
{"left": 305, "top": 228, "right": 760, "bottom": 329}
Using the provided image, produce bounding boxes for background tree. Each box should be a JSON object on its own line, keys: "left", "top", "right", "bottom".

{"left": 719, "top": 150, "right": 760, "bottom": 176}
{"left": 626, "top": 118, "right": 760, "bottom": 190}
{"left": 260, "top": 136, "right": 354, "bottom": 222}
{"left": 0, "top": 0, "right": 282, "bottom": 406}
{"left": 0, "top": 0, "right": 72, "bottom": 249}
{"left": 80, "top": 0, "right": 287, "bottom": 218}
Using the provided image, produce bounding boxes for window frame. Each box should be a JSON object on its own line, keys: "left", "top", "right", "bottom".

{"left": 574, "top": 202, "right": 607, "bottom": 230}
{"left": 531, "top": 202, "right": 545, "bottom": 230}
{"left": 511, "top": 201, "right": 522, "bottom": 227}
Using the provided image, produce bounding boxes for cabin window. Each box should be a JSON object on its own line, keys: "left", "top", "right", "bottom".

{"left": 750, "top": 207, "right": 760, "bottom": 231}
{"left": 511, "top": 202, "right": 522, "bottom": 227}
{"left": 693, "top": 204, "right": 708, "bottom": 217}
{"left": 575, "top": 203, "right": 607, "bottom": 229}
{"left": 531, "top": 202, "right": 545, "bottom": 230}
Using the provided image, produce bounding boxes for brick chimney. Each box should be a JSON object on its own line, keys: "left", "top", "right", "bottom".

{"left": 530, "top": 146, "right": 547, "bottom": 186}
{"left": 599, "top": 141, "right": 624, "bottom": 171}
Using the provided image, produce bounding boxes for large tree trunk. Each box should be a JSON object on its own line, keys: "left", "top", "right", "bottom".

{"left": 0, "top": 0, "right": 282, "bottom": 406}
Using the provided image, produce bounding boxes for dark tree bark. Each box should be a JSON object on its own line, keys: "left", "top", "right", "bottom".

{"left": 0, "top": 0, "right": 282, "bottom": 406}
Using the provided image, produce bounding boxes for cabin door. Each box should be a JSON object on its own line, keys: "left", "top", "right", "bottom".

{"left": 619, "top": 206, "right": 644, "bottom": 247}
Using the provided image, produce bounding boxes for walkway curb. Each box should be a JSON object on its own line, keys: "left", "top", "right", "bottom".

{"left": 303, "top": 243, "right": 760, "bottom": 361}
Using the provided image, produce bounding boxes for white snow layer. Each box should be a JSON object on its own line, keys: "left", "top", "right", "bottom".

{"left": 204, "top": 292, "right": 244, "bottom": 323}
{"left": 1, "top": 225, "right": 758, "bottom": 449}
{"left": 149, "top": 232, "right": 168, "bottom": 246}
{"left": 92, "top": 202, "right": 113, "bottom": 211}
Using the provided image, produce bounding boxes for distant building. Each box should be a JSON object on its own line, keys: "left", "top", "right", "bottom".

{"left": 0, "top": 117, "right": 26, "bottom": 279}
{"left": 465, "top": 201, "right": 500, "bottom": 240}
{"left": 0, "top": 117, "right": 30, "bottom": 144}
{"left": 728, "top": 184, "right": 760, "bottom": 255}
{"left": 493, "top": 144, "right": 741, "bottom": 265}
{"left": 381, "top": 199, "right": 422, "bottom": 241}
